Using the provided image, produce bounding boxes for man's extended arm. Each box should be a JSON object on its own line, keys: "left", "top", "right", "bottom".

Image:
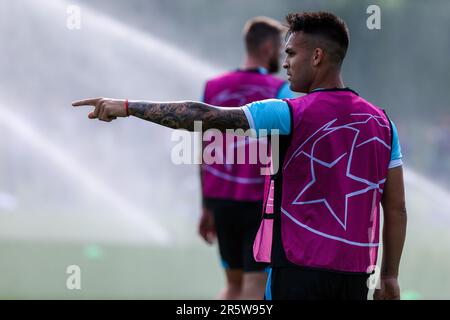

{"left": 374, "top": 166, "right": 407, "bottom": 300}
{"left": 72, "top": 98, "right": 249, "bottom": 132}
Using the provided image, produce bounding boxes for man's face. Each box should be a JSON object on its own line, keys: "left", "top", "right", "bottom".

{"left": 283, "top": 31, "right": 314, "bottom": 93}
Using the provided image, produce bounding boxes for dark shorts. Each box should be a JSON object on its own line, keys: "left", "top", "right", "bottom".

{"left": 266, "top": 267, "right": 370, "bottom": 300}
{"left": 205, "top": 198, "right": 268, "bottom": 272}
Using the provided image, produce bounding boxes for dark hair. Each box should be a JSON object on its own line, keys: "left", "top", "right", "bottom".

{"left": 243, "top": 16, "right": 285, "bottom": 55}
{"left": 285, "top": 12, "right": 349, "bottom": 64}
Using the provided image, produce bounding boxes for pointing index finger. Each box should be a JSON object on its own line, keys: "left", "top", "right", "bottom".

{"left": 72, "top": 98, "right": 101, "bottom": 107}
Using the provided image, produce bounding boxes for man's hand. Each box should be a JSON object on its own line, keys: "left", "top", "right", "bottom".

{"left": 72, "top": 98, "right": 128, "bottom": 122}
{"left": 198, "top": 207, "right": 216, "bottom": 245}
{"left": 374, "top": 277, "right": 401, "bottom": 300}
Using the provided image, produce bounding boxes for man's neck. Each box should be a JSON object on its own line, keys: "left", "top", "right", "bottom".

{"left": 308, "top": 68, "right": 345, "bottom": 92}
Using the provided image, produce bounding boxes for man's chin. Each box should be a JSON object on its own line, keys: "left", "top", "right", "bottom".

{"left": 289, "top": 83, "right": 303, "bottom": 93}
{"left": 289, "top": 84, "right": 296, "bottom": 92}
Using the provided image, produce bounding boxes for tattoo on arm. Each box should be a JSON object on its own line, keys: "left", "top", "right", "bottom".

{"left": 128, "top": 101, "right": 249, "bottom": 132}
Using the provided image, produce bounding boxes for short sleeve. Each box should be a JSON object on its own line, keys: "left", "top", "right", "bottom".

{"left": 389, "top": 120, "right": 403, "bottom": 168}
{"left": 241, "top": 99, "right": 291, "bottom": 137}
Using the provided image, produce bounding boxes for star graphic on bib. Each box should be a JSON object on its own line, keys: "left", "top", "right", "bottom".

{"left": 292, "top": 150, "right": 371, "bottom": 230}
{"left": 291, "top": 116, "right": 390, "bottom": 230}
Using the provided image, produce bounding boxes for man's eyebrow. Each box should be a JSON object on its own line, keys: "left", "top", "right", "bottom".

{"left": 285, "top": 47, "right": 294, "bottom": 53}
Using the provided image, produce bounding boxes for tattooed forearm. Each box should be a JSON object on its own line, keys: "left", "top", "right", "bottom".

{"left": 128, "top": 101, "right": 249, "bottom": 132}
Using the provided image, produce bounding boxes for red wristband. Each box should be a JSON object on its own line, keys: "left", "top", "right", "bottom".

{"left": 125, "top": 99, "right": 129, "bottom": 116}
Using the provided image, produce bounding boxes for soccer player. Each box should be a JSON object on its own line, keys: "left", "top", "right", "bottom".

{"left": 198, "top": 16, "right": 294, "bottom": 300}
{"left": 73, "top": 11, "right": 407, "bottom": 300}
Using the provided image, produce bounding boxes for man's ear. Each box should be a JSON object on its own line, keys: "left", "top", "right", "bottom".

{"left": 312, "top": 47, "right": 324, "bottom": 66}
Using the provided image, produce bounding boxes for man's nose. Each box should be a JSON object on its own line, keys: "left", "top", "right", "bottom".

{"left": 282, "top": 57, "right": 288, "bottom": 69}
